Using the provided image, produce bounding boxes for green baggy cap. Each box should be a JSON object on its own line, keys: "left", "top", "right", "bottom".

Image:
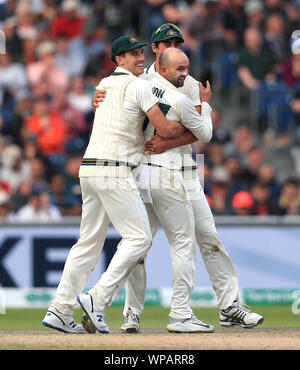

{"left": 151, "top": 23, "right": 184, "bottom": 44}
{"left": 111, "top": 36, "right": 147, "bottom": 63}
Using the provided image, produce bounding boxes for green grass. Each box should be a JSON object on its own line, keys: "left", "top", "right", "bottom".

{"left": 0, "top": 305, "right": 299, "bottom": 331}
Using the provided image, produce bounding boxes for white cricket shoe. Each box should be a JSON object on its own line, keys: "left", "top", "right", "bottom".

{"left": 77, "top": 293, "right": 109, "bottom": 334}
{"left": 121, "top": 308, "right": 140, "bottom": 333}
{"left": 42, "top": 306, "right": 86, "bottom": 334}
{"left": 220, "top": 301, "right": 264, "bottom": 328}
{"left": 167, "top": 314, "right": 215, "bottom": 333}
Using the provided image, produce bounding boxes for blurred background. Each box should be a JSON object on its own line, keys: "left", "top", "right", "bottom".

{"left": 2, "top": 0, "right": 300, "bottom": 220}
{"left": 0, "top": 0, "right": 300, "bottom": 310}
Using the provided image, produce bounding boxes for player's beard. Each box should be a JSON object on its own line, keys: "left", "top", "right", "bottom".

{"left": 175, "top": 74, "right": 186, "bottom": 87}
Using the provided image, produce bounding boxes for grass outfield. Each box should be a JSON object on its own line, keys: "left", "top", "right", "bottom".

{"left": 0, "top": 305, "right": 298, "bottom": 331}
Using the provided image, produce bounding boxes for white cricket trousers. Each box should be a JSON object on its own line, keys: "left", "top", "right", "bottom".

{"left": 124, "top": 166, "right": 196, "bottom": 320}
{"left": 151, "top": 167, "right": 196, "bottom": 319}
{"left": 51, "top": 175, "right": 152, "bottom": 315}
{"left": 124, "top": 173, "right": 239, "bottom": 317}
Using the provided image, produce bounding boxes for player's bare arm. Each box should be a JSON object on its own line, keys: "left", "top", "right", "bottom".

{"left": 145, "top": 131, "right": 197, "bottom": 154}
{"left": 92, "top": 90, "right": 185, "bottom": 138}
{"left": 146, "top": 80, "right": 212, "bottom": 154}
{"left": 146, "top": 103, "right": 186, "bottom": 138}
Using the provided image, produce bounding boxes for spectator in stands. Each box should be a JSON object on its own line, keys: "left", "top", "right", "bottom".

{"left": 10, "top": 178, "right": 33, "bottom": 213}
{"left": 55, "top": 33, "right": 86, "bottom": 78}
{"left": 224, "top": 126, "right": 257, "bottom": 165}
{"left": 0, "top": 51, "right": 27, "bottom": 108}
{"left": 256, "top": 161, "right": 281, "bottom": 204}
{"left": 1, "top": 16, "right": 22, "bottom": 62}
{"left": 21, "top": 36, "right": 37, "bottom": 65}
{"left": 0, "top": 0, "right": 17, "bottom": 21}
{"left": 25, "top": 96, "right": 66, "bottom": 157}
{"left": 0, "top": 49, "right": 28, "bottom": 136}
{"left": 27, "top": 40, "right": 69, "bottom": 96}
{"left": 183, "top": 0, "right": 224, "bottom": 47}
{"left": 244, "top": 0, "right": 264, "bottom": 30}
{"left": 38, "top": 0, "right": 58, "bottom": 24}
{"left": 22, "top": 136, "right": 42, "bottom": 161}
{"left": 49, "top": 173, "right": 82, "bottom": 216}
{"left": 51, "top": 88, "right": 88, "bottom": 153}
{"left": 78, "top": 24, "right": 110, "bottom": 80}
{"left": 28, "top": 156, "right": 50, "bottom": 191}
{"left": 223, "top": 154, "right": 248, "bottom": 199}
{"left": 143, "top": 0, "right": 168, "bottom": 38}
{"left": 237, "top": 26, "right": 275, "bottom": 91}
{"left": 221, "top": 0, "right": 247, "bottom": 49}
{"left": 161, "top": 1, "right": 190, "bottom": 25}
{"left": 210, "top": 180, "right": 231, "bottom": 215}
{"left": 211, "top": 107, "right": 232, "bottom": 145}
{"left": 15, "top": 186, "right": 62, "bottom": 222}
{"left": 284, "top": 1, "right": 300, "bottom": 42}
{"left": 91, "top": 0, "right": 124, "bottom": 42}
{"left": 182, "top": 0, "right": 225, "bottom": 79}
{"left": 15, "top": 1, "right": 38, "bottom": 41}
{"left": 278, "top": 178, "right": 300, "bottom": 215}
{"left": 83, "top": 43, "right": 113, "bottom": 84}
{"left": 207, "top": 142, "right": 228, "bottom": 182}
{"left": 263, "top": 13, "right": 289, "bottom": 64}
{"left": 250, "top": 180, "right": 279, "bottom": 215}
{"left": 67, "top": 76, "right": 93, "bottom": 118}
{"left": 10, "top": 89, "right": 33, "bottom": 147}
{"left": 242, "top": 145, "right": 265, "bottom": 186}
{"left": 0, "top": 144, "right": 31, "bottom": 192}
{"left": 263, "top": 0, "right": 287, "bottom": 18}
{"left": 231, "top": 190, "right": 254, "bottom": 215}
{"left": 50, "top": 0, "right": 86, "bottom": 40}
{"left": 279, "top": 52, "right": 300, "bottom": 88}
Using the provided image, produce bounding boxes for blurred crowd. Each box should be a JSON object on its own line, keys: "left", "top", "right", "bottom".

{"left": 1, "top": 0, "right": 300, "bottom": 222}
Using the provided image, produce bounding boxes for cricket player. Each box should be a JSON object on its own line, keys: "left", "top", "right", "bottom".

{"left": 93, "top": 24, "right": 264, "bottom": 332}
{"left": 42, "top": 35, "right": 188, "bottom": 334}
{"left": 134, "top": 48, "right": 215, "bottom": 333}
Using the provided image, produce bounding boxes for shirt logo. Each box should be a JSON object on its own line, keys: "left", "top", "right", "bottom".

{"left": 152, "top": 87, "right": 165, "bottom": 99}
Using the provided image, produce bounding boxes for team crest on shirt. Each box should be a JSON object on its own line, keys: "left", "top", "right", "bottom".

{"left": 130, "top": 37, "right": 138, "bottom": 43}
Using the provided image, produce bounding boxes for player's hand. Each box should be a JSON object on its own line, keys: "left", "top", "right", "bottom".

{"left": 92, "top": 89, "right": 107, "bottom": 108}
{"left": 199, "top": 81, "right": 212, "bottom": 104}
{"left": 145, "top": 135, "right": 172, "bottom": 154}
